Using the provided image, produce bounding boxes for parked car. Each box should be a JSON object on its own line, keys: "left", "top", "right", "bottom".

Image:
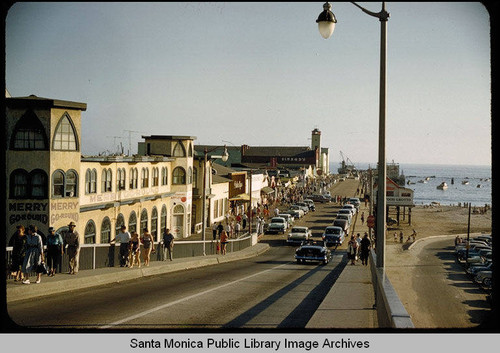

{"left": 294, "top": 203, "right": 310, "bottom": 214}
{"left": 338, "top": 208, "right": 354, "bottom": 218}
{"left": 332, "top": 218, "right": 350, "bottom": 236}
{"left": 294, "top": 239, "right": 331, "bottom": 265}
{"left": 287, "top": 226, "right": 312, "bottom": 244}
{"left": 290, "top": 205, "right": 306, "bottom": 218}
{"left": 342, "top": 204, "right": 357, "bottom": 215}
{"left": 473, "top": 235, "right": 492, "bottom": 244}
{"left": 322, "top": 193, "right": 332, "bottom": 202}
{"left": 467, "top": 261, "right": 493, "bottom": 276}
{"left": 348, "top": 197, "right": 361, "bottom": 210}
{"left": 322, "top": 226, "right": 345, "bottom": 246}
{"left": 303, "top": 199, "right": 316, "bottom": 211}
{"left": 474, "top": 270, "right": 492, "bottom": 287}
{"left": 307, "top": 194, "right": 330, "bottom": 203}
{"left": 278, "top": 213, "right": 294, "bottom": 228}
{"left": 335, "top": 213, "right": 352, "bottom": 225}
{"left": 267, "top": 217, "right": 287, "bottom": 234}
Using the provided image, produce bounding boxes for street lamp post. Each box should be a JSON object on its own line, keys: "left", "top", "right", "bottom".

{"left": 316, "top": 2, "right": 389, "bottom": 268}
{"left": 201, "top": 145, "right": 229, "bottom": 255}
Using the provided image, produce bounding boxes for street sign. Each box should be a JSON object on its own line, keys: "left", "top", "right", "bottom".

{"left": 367, "top": 215, "right": 375, "bottom": 228}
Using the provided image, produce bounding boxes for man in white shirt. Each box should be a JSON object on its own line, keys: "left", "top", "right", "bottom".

{"left": 111, "top": 225, "right": 131, "bottom": 267}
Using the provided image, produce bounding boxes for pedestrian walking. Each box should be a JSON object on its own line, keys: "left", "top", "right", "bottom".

{"left": 9, "top": 225, "right": 26, "bottom": 282}
{"left": 361, "top": 212, "right": 365, "bottom": 225}
{"left": 220, "top": 230, "right": 228, "bottom": 255}
{"left": 21, "top": 225, "right": 45, "bottom": 284}
{"left": 111, "top": 225, "right": 131, "bottom": 267}
{"left": 63, "top": 221, "right": 80, "bottom": 274}
{"left": 393, "top": 232, "right": 398, "bottom": 242}
{"left": 141, "top": 228, "right": 155, "bottom": 266}
{"left": 46, "top": 227, "right": 64, "bottom": 277}
{"left": 242, "top": 213, "right": 248, "bottom": 229}
{"left": 162, "top": 228, "right": 174, "bottom": 261}
{"left": 212, "top": 222, "right": 218, "bottom": 241}
{"left": 411, "top": 229, "right": 417, "bottom": 242}
{"left": 217, "top": 222, "right": 224, "bottom": 237}
{"left": 347, "top": 236, "right": 358, "bottom": 265}
{"left": 129, "top": 232, "right": 141, "bottom": 268}
{"left": 355, "top": 233, "right": 362, "bottom": 256}
{"left": 360, "top": 233, "right": 371, "bottom": 266}
{"left": 235, "top": 221, "right": 241, "bottom": 237}
{"left": 399, "top": 231, "right": 404, "bottom": 243}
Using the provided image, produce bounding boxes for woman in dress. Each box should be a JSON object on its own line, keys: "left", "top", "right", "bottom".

{"left": 220, "top": 230, "right": 228, "bottom": 255}
{"left": 140, "top": 228, "right": 155, "bottom": 266}
{"left": 21, "top": 225, "right": 45, "bottom": 284}
{"left": 9, "top": 225, "right": 26, "bottom": 282}
{"left": 46, "top": 227, "right": 64, "bottom": 277}
{"left": 129, "top": 232, "right": 141, "bottom": 268}
{"left": 359, "top": 232, "right": 371, "bottom": 266}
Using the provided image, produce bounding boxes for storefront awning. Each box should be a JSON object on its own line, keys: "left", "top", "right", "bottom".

{"left": 261, "top": 186, "right": 274, "bottom": 194}
{"left": 229, "top": 193, "right": 250, "bottom": 202}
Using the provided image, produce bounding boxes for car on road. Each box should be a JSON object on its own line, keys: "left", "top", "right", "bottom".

{"left": 342, "top": 204, "right": 357, "bottom": 215}
{"left": 332, "top": 218, "right": 350, "bottom": 236}
{"left": 338, "top": 208, "right": 354, "bottom": 218}
{"left": 322, "top": 226, "right": 345, "bottom": 246}
{"left": 287, "top": 226, "right": 312, "bottom": 244}
{"left": 294, "top": 239, "right": 331, "bottom": 265}
{"left": 467, "top": 261, "right": 493, "bottom": 276}
{"left": 303, "top": 199, "right": 316, "bottom": 211}
{"left": 348, "top": 197, "right": 361, "bottom": 210}
{"left": 474, "top": 270, "right": 492, "bottom": 288}
{"left": 278, "top": 213, "right": 294, "bottom": 228}
{"left": 335, "top": 213, "right": 352, "bottom": 225}
{"left": 294, "top": 203, "right": 310, "bottom": 214}
{"left": 267, "top": 217, "right": 287, "bottom": 234}
{"left": 306, "top": 194, "right": 330, "bottom": 203}
{"left": 287, "top": 207, "right": 304, "bottom": 219}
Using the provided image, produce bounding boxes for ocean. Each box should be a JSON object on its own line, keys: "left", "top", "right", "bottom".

{"left": 330, "top": 162, "right": 492, "bottom": 207}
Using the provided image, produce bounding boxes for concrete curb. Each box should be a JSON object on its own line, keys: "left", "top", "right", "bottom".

{"left": 407, "top": 232, "right": 484, "bottom": 250}
{"left": 7, "top": 243, "right": 270, "bottom": 303}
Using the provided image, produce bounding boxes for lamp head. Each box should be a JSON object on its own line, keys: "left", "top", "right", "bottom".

{"left": 221, "top": 145, "right": 229, "bottom": 162}
{"left": 316, "top": 2, "right": 337, "bottom": 39}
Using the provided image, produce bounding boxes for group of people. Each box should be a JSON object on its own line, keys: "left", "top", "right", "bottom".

{"left": 9, "top": 221, "right": 80, "bottom": 284}
{"left": 347, "top": 232, "right": 372, "bottom": 266}
{"left": 111, "top": 225, "right": 175, "bottom": 267}
{"left": 393, "top": 229, "right": 418, "bottom": 243}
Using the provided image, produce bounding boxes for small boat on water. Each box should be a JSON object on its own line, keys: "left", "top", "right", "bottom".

{"left": 425, "top": 177, "right": 431, "bottom": 181}
{"left": 407, "top": 180, "right": 415, "bottom": 185}
{"left": 437, "top": 182, "right": 448, "bottom": 190}
{"left": 462, "top": 180, "right": 469, "bottom": 185}
{"left": 477, "top": 184, "right": 482, "bottom": 188}
{"left": 417, "top": 180, "right": 427, "bottom": 183}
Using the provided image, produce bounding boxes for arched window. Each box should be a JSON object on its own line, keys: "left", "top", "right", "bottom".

{"left": 188, "top": 143, "right": 193, "bottom": 157}
{"left": 85, "top": 169, "right": 97, "bottom": 194}
{"left": 117, "top": 168, "right": 126, "bottom": 191}
{"left": 9, "top": 169, "right": 29, "bottom": 198}
{"left": 160, "top": 205, "right": 167, "bottom": 233}
{"left": 187, "top": 167, "right": 193, "bottom": 184}
{"left": 53, "top": 113, "right": 78, "bottom": 151}
{"left": 52, "top": 170, "right": 65, "bottom": 197}
{"left": 193, "top": 167, "right": 198, "bottom": 189}
{"left": 173, "top": 142, "right": 186, "bottom": 157}
{"left": 129, "top": 168, "right": 138, "bottom": 189}
{"left": 140, "top": 209, "right": 148, "bottom": 232}
{"left": 30, "top": 169, "right": 48, "bottom": 198}
{"left": 102, "top": 168, "right": 112, "bottom": 192}
{"left": 10, "top": 110, "right": 48, "bottom": 150}
{"left": 172, "top": 167, "right": 186, "bottom": 185}
{"left": 161, "top": 167, "right": 168, "bottom": 185}
{"left": 152, "top": 167, "right": 159, "bottom": 187}
{"left": 84, "top": 220, "right": 96, "bottom": 244}
{"left": 65, "top": 170, "right": 78, "bottom": 197}
{"left": 101, "top": 217, "right": 111, "bottom": 243}
{"left": 129, "top": 211, "right": 137, "bottom": 234}
{"left": 141, "top": 168, "right": 149, "bottom": 188}
{"left": 151, "top": 207, "right": 158, "bottom": 241}
{"left": 115, "top": 213, "right": 125, "bottom": 237}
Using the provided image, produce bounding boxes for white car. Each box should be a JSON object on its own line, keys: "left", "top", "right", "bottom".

{"left": 293, "top": 203, "right": 309, "bottom": 214}
{"left": 335, "top": 213, "right": 352, "bottom": 225}
{"left": 290, "top": 205, "right": 305, "bottom": 217}
{"left": 267, "top": 217, "right": 287, "bottom": 234}
{"left": 278, "top": 214, "right": 294, "bottom": 228}
{"left": 342, "top": 204, "right": 357, "bottom": 215}
{"left": 287, "top": 226, "right": 312, "bottom": 244}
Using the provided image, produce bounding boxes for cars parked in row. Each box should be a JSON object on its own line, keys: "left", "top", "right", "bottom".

{"left": 293, "top": 203, "right": 310, "bottom": 214}
{"left": 348, "top": 197, "right": 361, "bottom": 210}
{"left": 333, "top": 218, "right": 350, "bottom": 237}
{"left": 342, "top": 204, "right": 357, "bottom": 215}
{"left": 335, "top": 213, "right": 352, "bottom": 226}
{"left": 303, "top": 199, "right": 316, "bottom": 211}
{"left": 278, "top": 213, "right": 294, "bottom": 228}
{"left": 288, "top": 207, "right": 304, "bottom": 218}
{"left": 455, "top": 235, "right": 493, "bottom": 291}
{"left": 287, "top": 226, "right": 312, "bottom": 244}
{"left": 306, "top": 194, "right": 330, "bottom": 203}
{"left": 294, "top": 239, "right": 331, "bottom": 265}
{"left": 322, "top": 226, "right": 345, "bottom": 247}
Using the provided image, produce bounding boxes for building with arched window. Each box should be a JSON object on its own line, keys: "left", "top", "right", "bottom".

{"left": 5, "top": 95, "right": 196, "bottom": 244}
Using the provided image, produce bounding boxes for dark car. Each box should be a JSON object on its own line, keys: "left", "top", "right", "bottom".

{"left": 294, "top": 240, "right": 331, "bottom": 265}
{"left": 322, "top": 226, "right": 345, "bottom": 246}
{"left": 332, "top": 218, "right": 349, "bottom": 236}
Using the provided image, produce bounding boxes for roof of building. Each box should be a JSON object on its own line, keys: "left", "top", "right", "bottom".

{"left": 142, "top": 135, "right": 197, "bottom": 140}
{"left": 242, "top": 146, "right": 312, "bottom": 157}
{"left": 6, "top": 95, "right": 87, "bottom": 111}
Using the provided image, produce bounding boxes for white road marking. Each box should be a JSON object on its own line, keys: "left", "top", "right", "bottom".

{"left": 100, "top": 261, "right": 292, "bottom": 329}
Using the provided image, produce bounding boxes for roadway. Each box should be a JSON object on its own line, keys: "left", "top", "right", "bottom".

{"left": 7, "top": 179, "right": 363, "bottom": 330}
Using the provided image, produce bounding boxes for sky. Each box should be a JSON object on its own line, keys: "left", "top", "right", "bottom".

{"left": 4, "top": 2, "right": 492, "bottom": 166}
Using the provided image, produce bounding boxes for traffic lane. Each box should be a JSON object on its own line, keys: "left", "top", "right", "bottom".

{"left": 7, "top": 245, "right": 347, "bottom": 330}
{"left": 386, "top": 237, "right": 490, "bottom": 328}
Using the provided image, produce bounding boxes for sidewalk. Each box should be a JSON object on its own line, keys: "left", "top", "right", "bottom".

{"left": 6, "top": 242, "right": 270, "bottom": 303}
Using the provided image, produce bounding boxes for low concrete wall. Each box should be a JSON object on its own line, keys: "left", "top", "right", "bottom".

{"left": 369, "top": 249, "right": 414, "bottom": 328}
